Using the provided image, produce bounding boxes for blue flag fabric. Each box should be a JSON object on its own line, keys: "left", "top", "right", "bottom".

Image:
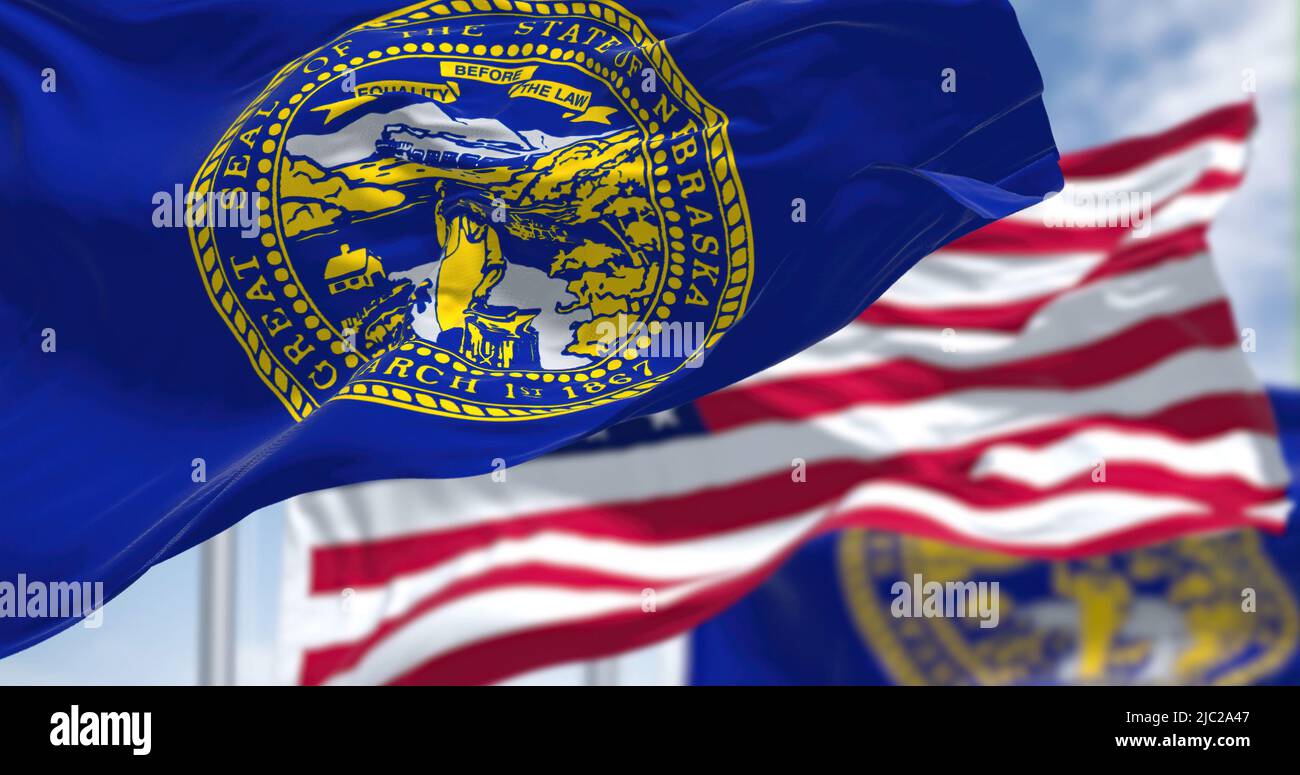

{"left": 0, "top": 0, "right": 1059, "bottom": 655}
{"left": 689, "top": 389, "right": 1300, "bottom": 685}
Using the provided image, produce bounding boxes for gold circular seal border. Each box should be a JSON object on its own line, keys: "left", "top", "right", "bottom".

{"left": 188, "top": 0, "right": 755, "bottom": 423}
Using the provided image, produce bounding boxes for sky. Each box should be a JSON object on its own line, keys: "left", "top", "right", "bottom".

{"left": 1, "top": 0, "right": 1294, "bottom": 685}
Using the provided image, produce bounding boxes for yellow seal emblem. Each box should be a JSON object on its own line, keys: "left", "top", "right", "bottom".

{"left": 188, "top": 1, "right": 753, "bottom": 421}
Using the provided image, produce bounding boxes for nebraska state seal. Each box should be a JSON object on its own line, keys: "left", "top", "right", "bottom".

{"left": 188, "top": 1, "right": 752, "bottom": 421}
{"left": 839, "top": 529, "right": 1298, "bottom": 685}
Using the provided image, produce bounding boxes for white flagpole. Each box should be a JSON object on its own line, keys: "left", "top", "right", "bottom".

{"left": 583, "top": 657, "right": 619, "bottom": 686}
{"left": 198, "top": 527, "right": 237, "bottom": 686}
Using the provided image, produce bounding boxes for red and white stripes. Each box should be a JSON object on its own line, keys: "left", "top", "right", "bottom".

{"left": 276, "top": 103, "right": 1288, "bottom": 685}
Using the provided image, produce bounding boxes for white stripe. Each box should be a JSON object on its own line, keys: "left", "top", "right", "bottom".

{"left": 1144, "top": 192, "right": 1233, "bottom": 238}
{"left": 970, "top": 429, "right": 1288, "bottom": 488}
{"left": 834, "top": 482, "right": 1208, "bottom": 544}
{"left": 945, "top": 192, "right": 1230, "bottom": 247}
{"left": 1246, "top": 500, "right": 1292, "bottom": 523}
{"left": 289, "top": 347, "right": 1265, "bottom": 546}
{"left": 1004, "top": 138, "right": 1245, "bottom": 223}
{"left": 747, "top": 254, "right": 1225, "bottom": 385}
{"left": 881, "top": 250, "right": 1105, "bottom": 307}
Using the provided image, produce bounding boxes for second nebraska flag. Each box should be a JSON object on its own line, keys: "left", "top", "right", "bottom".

{"left": 0, "top": 0, "right": 1060, "bottom": 654}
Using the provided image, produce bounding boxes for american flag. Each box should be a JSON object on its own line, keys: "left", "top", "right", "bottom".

{"left": 276, "top": 103, "right": 1289, "bottom": 685}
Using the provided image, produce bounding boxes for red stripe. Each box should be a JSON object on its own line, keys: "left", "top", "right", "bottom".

{"left": 705, "top": 303, "right": 1237, "bottom": 430}
{"left": 948, "top": 196, "right": 1213, "bottom": 253}
{"left": 1057, "top": 102, "right": 1253, "bottom": 178}
{"left": 384, "top": 555, "right": 802, "bottom": 686}
{"left": 1187, "top": 170, "right": 1246, "bottom": 193}
{"left": 299, "top": 563, "right": 710, "bottom": 685}
{"left": 861, "top": 298, "right": 1047, "bottom": 332}
{"left": 309, "top": 392, "right": 1278, "bottom": 595}
{"left": 1079, "top": 224, "right": 1210, "bottom": 282}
